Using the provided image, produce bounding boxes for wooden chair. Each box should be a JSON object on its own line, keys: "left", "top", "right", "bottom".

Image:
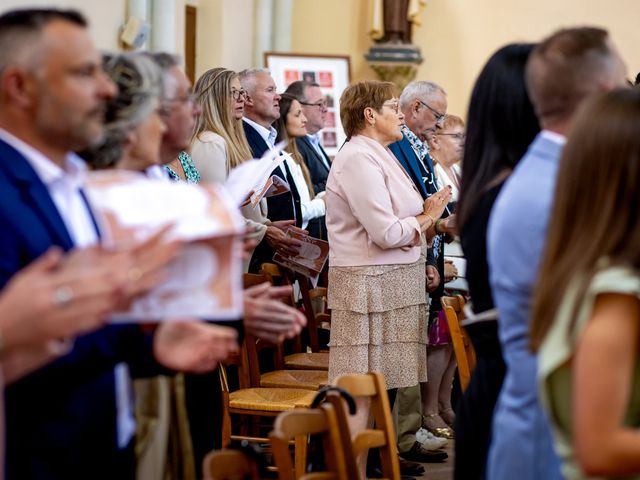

{"left": 270, "top": 404, "right": 357, "bottom": 480}
{"left": 331, "top": 372, "right": 401, "bottom": 480}
{"left": 203, "top": 448, "right": 260, "bottom": 480}
{"left": 243, "top": 272, "right": 327, "bottom": 391}
{"left": 441, "top": 295, "right": 477, "bottom": 391}
{"left": 219, "top": 345, "right": 317, "bottom": 446}
{"left": 260, "top": 263, "right": 296, "bottom": 305}
{"left": 295, "top": 272, "right": 331, "bottom": 353}
{"left": 244, "top": 272, "right": 271, "bottom": 288}
{"left": 219, "top": 343, "right": 318, "bottom": 477}
{"left": 245, "top": 334, "right": 328, "bottom": 391}
{"left": 260, "top": 263, "right": 329, "bottom": 371}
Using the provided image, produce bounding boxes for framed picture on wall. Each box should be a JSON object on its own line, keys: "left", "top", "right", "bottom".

{"left": 264, "top": 52, "right": 351, "bottom": 157}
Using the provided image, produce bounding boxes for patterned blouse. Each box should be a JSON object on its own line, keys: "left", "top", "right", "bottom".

{"left": 165, "top": 151, "right": 201, "bottom": 183}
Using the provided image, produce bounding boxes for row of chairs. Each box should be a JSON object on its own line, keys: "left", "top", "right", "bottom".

{"left": 209, "top": 262, "right": 477, "bottom": 478}
{"left": 218, "top": 264, "right": 332, "bottom": 473}
{"left": 205, "top": 371, "right": 400, "bottom": 480}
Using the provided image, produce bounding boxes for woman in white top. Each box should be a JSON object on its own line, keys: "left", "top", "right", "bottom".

{"left": 190, "top": 68, "right": 268, "bottom": 251}
{"left": 274, "top": 94, "right": 326, "bottom": 233}
{"left": 428, "top": 114, "right": 464, "bottom": 202}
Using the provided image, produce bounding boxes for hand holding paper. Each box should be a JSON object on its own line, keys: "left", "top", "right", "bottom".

{"left": 85, "top": 171, "right": 245, "bottom": 322}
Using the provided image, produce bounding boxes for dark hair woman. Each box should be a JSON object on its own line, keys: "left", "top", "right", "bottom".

{"left": 454, "top": 43, "right": 540, "bottom": 480}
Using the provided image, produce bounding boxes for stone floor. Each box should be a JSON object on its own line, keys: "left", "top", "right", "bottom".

{"left": 415, "top": 442, "right": 454, "bottom": 480}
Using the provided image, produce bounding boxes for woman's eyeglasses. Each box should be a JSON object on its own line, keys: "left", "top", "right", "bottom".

{"left": 439, "top": 132, "right": 466, "bottom": 141}
{"left": 382, "top": 101, "right": 400, "bottom": 113}
{"left": 231, "top": 89, "right": 247, "bottom": 101}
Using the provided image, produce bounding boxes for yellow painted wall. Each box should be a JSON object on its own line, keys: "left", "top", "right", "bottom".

{"left": 0, "top": 0, "right": 126, "bottom": 51}
{"left": 291, "top": 0, "right": 640, "bottom": 118}
{"left": 3, "top": 0, "right": 637, "bottom": 117}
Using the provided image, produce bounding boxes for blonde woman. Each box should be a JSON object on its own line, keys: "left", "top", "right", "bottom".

{"left": 190, "top": 68, "right": 254, "bottom": 181}
{"left": 190, "top": 67, "right": 268, "bottom": 257}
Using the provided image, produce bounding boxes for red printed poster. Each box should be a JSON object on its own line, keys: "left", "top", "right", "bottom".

{"left": 325, "top": 111, "right": 336, "bottom": 128}
{"left": 318, "top": 71, "right": 333, "bottom": 88}
{"left": 322, "top": 131, "right": 337, "bottom": 148}
{"left": 302, "top": 71, "right": 317, "bottom": 83}
{"left": 284, "top": 69, "right": 300, "bottom": 86}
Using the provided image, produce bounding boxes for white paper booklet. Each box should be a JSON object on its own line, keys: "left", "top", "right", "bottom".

{"left": 85, "top": 170, "right": 245, "bottom": 322}
{"left": 223, "top": 141, "right": 288, "bottom": 206}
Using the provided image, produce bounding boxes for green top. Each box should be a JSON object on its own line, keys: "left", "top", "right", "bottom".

{"left": 165, "top": 151, "right": 201, "bottom": 183}
{"left": 538, "top": 265, "right": 640, "bottom": 480}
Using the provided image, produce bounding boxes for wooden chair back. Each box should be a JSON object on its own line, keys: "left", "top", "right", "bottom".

{"left": 333, "top": 372, "right": 401, "bottom": 480}
{"left": 244, "top": 272, "right": 270, "bottom": 288}
{"left": 244, "top": 334, "right": 286, "bottom": 387}
{"left": 441, "top": 295, "right": 477, "bottom": 391}
{"left": 260, "top": 263, "right": 295, "bottom": 303}
{"left": 294, "top": 272, "right": 321, "bottom": 352}
{"left": 270, "top": 404, "right": 353, "bottom": 480}
{"left": 203, "top": 448, "right": 260, "bottom": 480}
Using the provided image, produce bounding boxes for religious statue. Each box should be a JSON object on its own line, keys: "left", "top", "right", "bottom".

{"left": 369, "top": 0, "right": 427, "bottom": 45}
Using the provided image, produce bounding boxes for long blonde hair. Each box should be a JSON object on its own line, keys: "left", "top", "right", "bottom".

{"left": 275, "top": 94, "right": 315, "bottom": 197}
{"left": 191, "top": 68, "right": 253, "bottom": 172}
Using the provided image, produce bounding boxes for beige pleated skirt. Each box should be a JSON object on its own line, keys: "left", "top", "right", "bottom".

{"left": 327, "top": 246, "right": 428, "bottom": 390}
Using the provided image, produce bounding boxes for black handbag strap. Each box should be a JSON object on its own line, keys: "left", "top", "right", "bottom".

{"left": 311, "top": 385, "right": 357, "bottom": 414}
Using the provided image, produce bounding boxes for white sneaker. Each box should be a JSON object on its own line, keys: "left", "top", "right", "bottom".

{"left": 416, "top": 427, "right": 448, "bottom": 450}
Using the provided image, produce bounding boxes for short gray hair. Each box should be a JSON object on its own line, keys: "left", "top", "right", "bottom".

{"left": 399, "top": 81, "right": 447, "bottom": 111}
{"left": 80, "top": 52, "right": 164, "bottom": 169}
{"left": 144, "top": 51, "right": 183, "bottom": 99}
{"left": 238, "top": 67, "right": 271, "bottom": 96}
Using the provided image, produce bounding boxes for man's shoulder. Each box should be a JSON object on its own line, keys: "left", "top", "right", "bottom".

{"left": 295, "top": 136, "right": 314, "bottom": 156}
{"left": 388, "top": 134, "right": 410, "bottom": 153}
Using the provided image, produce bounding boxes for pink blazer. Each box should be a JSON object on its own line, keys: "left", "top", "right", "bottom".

{"left": 326, "top": 134, "right": 424, "bottom": 267}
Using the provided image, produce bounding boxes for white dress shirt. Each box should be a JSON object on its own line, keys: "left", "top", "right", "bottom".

{"left": 0, "top": 128, "right": 136, "bottom": 449}
{"left": 242, "top": 117, "right": 288, "bottom": 178}
{"left": 282, "top": 152, "right": 325, "bottom": 229}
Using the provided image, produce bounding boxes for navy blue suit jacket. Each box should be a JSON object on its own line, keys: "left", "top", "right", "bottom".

{"left": 295, "top": 136, "right": 330, "bottom": 194}
{"left": 388, "top": 135, "right": 439, "bottom": 269}
{"left": 242, "top": 121, "right": 302, "bottom": 226}
{"left": 243, "top": 121, "right": 306, "bottom": 270}
{"left": 0, "top": 139, "right": 167, "bottom": 480}
{"left": 388, "top": 135, "right": 434, "bottom": 199}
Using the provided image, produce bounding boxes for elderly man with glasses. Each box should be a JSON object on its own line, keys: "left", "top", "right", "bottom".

{"left": 387, "top": 80, "right": 458, "bottom": 465}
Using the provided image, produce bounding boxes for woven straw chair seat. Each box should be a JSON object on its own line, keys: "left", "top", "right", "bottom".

{"left": 284, "top": 352, "right": 329, "bottom": 371}
{"left": 260, "top": 370, "right": 328, "bottom": 390}
{"left": 229, "top": 388, "right": 316, "bottom": 412}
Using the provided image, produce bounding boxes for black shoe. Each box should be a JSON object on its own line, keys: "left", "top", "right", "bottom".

{"left": 399, "top": 458, "right": 425, "bottom": 476}
{"left": 401, "top": 441, "right": 448, "bottom": 463}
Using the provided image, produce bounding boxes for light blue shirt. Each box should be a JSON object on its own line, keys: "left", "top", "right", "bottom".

{"left": 485, "top": 132, "right": 565, "bottom": 480}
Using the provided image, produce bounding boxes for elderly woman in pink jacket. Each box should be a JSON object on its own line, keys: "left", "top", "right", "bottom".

{"left": 325, "top": 81, "right": 450, "bottom": 455}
